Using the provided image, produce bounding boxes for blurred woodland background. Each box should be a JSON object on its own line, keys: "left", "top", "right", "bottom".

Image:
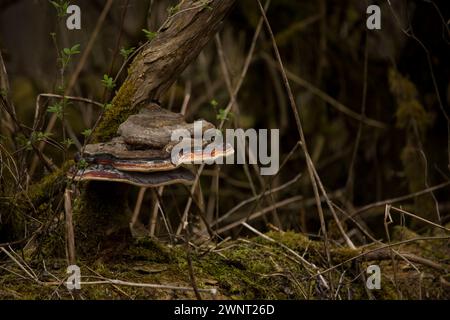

{"left": 0, "top": 0, "right": 449, "bottom": 299}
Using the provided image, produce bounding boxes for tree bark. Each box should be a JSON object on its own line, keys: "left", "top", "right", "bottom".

{"left": 94, "top": 0, "right": 236, "bottom": 142}
{"left": 75, "top": 0, "right": 236, "bottom": 257}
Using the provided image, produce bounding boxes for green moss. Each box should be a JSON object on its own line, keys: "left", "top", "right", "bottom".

{"left": 123, "top": 238, "right": 174, "bottom": 263}
{"left": 2, "top": 230, "right": 448, "bottom": 300}
{"left": 93, "top": 79, "right": 137, "bottom": 143}
{"left": 0, "top": 162, "right": 72, "bottom": 245}
{"left": 195, "top": 245, "right": 279, "bottom": 299}
{"left": 72, "top": 182, "right": 132, "bottom": 259}
{"left": 28, "top": 161, "right": 72, "bottom": 204}
{"left": 388, "top": 69, "right": 432, "bottom": 133}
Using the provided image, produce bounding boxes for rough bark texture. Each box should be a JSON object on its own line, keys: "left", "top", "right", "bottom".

{"left": 75, "top": 0, "right": 236, "bottom": 257}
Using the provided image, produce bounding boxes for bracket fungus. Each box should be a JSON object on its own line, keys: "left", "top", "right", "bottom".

{"left": 69, "top": 165, "right": 196, "bottom": 188}
{"left": 69, "top": 103, "right": 234, "bottom": 187}
{"left": 118, "top": 103, "right": 215, "bottom": 148}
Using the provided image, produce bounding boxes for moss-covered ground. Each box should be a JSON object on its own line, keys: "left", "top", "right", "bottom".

{"left": 1, "top": 229, "right": 448, "bottom": 300}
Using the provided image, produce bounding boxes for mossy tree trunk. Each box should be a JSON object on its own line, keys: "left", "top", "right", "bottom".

{"left": 73, "top": 0, "right": 236, "bottom": 257}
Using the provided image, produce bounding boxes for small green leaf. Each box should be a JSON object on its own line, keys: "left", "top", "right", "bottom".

{"left": 37, "top": 131, "right": 53, "bottom": 142}
{"left": 216, "top": 109, "right": 233, "bottom": 122}
{"left": 60, "top": 44, "right": 80, "bottom": 68}
{"left": 62, "top": 44, "right": 80, "bottom": 56}
{"left": 210, "top": 99, "right": 218, "bottom": 108}
{"left": 101, "top": 74, "right": 116, "bottom": 90}
{"left": 81, "top": 129, "right": 92, "bottom": 138}
{"left": 120, "top": 47, "right": 136, "bottom": 60}
{"left": 63, "top": 138, "right": 75, "bottom": 148}
{"left": 142, "top": 29, "right": 157, "bottom": 41}
{"left": 77, "top": 158, "right": 88, "bottom": 170}
{"left": 47, "top": 102, "right": 64, "bottom": 119}
{"left": 70, "top": 44, "right": 81, "bottom": 54}
{"left": 50, "top": 1, "right": 60, "bottom": 9}
{"left": 49, "top": 0, "right": 70, "bottom": 18}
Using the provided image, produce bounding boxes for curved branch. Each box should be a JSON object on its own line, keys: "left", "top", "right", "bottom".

{"left": 94, "top": 0, "right": 236, "bottom": 142}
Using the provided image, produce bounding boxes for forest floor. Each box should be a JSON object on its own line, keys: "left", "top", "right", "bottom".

{"left": 0, "top": 227, "right": 449, "bottom": 300}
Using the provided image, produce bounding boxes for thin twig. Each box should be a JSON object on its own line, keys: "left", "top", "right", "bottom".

{"left": 345, "top": 28, "right": 369, "bottom": 201}
{"left": 30, "top": 0, "right": 114, "bottom": 176}
{"left": 64, "top": 189, "right": 76, "bottom": 266}
{"left": 350, "top": 181, "right": 450, "bottom": 217}
{"left": 314, "top": 235, "right": 450, "bottom": 277}
{"left": 389, "top": 206, "right": 450, "bottom": 232}
{"left": 212, "top": 173, "right": 302, "bottom": 226}
{"left": 216, "top": 196, "right": 303, "bottom": 234}
{"left": 71, "top": 279, "right": 218, "bottom": 295}
{"left": 176, "top": 0, "right": 271, "bottom": 237}
{"left": 262, "top": 54, "right": 386, "bottom": 129}
{"left": 242, "top": 222, "right": 329, "bottom": 289}
{"left": 257, "top": 0, "right": 334, "bottom": 270}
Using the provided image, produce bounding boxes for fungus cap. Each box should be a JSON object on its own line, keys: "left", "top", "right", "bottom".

{"left": 68, "top": 164, "right": 195, "bottom": 188}
{"left": 118, "top": 103, "right": 215, "bottom": 148}
{"left": 80, "top": 137, "right": 234, "bottom": 172}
